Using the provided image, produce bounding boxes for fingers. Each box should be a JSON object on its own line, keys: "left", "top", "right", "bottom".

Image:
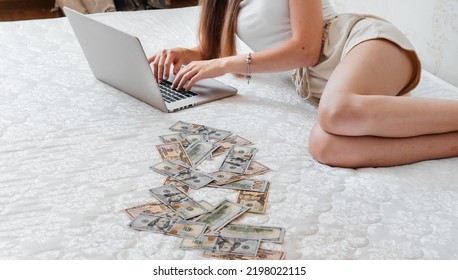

{"left": 163, "top": 54, "right": 174, "bottom": 81}
{"left": 157, "top": 50, "right": 167, "bottom": 83}
{"left": 147, "top": 54, "right": 156, "bottom": 64}
{"left": 172, "top": 65, "right": 202, "bottom": 92}
{"left": 149, "top": 49, "right": 177, "bottom": 83}
{"left": 185, "top": 75, "right": 200, "bottom": 92}
{"left": 151, "top": 55, "right": 160, "bottom": 81}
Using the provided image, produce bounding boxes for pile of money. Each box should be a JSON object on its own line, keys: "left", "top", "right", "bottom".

{"left": 124, "top": 121, "right": 286, "bottom": 260}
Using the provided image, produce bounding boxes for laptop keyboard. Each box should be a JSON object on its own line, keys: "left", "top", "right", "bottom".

{"left": 159, "top": 80, "right": 198, "bottom": 103}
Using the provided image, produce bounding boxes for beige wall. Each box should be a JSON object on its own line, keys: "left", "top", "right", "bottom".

{"left": 331, "top": 0, "right": 458, "bottom": 87}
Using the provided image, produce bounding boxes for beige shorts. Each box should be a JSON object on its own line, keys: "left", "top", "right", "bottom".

{"left": 292, "top": 13, "right": 422, "bottom": 101}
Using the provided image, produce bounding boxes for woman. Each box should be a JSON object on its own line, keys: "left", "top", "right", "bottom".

{"left": 149, "top": 0, "right": 458, "bottom": 168}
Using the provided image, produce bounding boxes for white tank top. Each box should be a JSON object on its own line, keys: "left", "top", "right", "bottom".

{"left": 237, "top": 0, "right": 337, "bottom": 51}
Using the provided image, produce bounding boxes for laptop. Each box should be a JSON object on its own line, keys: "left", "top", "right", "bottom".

{"left": 63, "top": 7, "right": 237, "bottom": 113}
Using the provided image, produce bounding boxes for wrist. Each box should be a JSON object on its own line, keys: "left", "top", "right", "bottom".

{"left": 220, "top": 55, "right": 246, "bottom": 74}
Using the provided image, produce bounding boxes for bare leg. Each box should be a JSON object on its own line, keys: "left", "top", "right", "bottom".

{"left": 309, "top": 39, "right": 458, "bottom": 167}
{"left": 318, "top": 40, "right": 458, "bottom": 138}
{"left": 310, "top": 123, "right": 458, "bottom": 168}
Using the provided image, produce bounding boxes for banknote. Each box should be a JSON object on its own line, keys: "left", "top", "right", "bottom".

{"left": 149, "top": 184, "right": 209, "bottom": 219}
{"left": 159, "top": 132, "right": 190, "bottom": 148}
{"left": 221, "top": 224, "right": 285, "bottom": 243}
{"left": 208, "top": 179, "right": 270, "bottom": 192}
{"left": 219, "top": 146, "right": 258, "bottom": 174}
{"left": 169, "top": 121, "right": 231, "bottom": 142}
{"left": 185, "top": 140, "right": 220, "bottom": 166}
{"left": 210, "top": 161, "right": 271, "bottom": 185}
{"left": 197, "top": 200, "right": 214, "bottom": 211}
{"left": 163, "top": 177, "right": 191, "bottom": 194}
{"left": 169, "top": 121, "right": 203, "bottom": 134}
{"left": 156, "top": 143, "right": 193, "bottom": 166}
{"left": 236, "top": 186, "right": 269, "bottom": 214}
{"left": 124, "top": 202, "right": 173, "bottom": 220}
{"left": 195, "top": 199, "right": 249, "bottom": 233}
{"left": 184, "top": 133, "right": 209, "bottom": 144}
{"left": 180, "top": 235, "right": 260, "bottom": 256}
{"left": 201, "top": 249, "right": 286, "bottom": 260}
{"left": 129, "top": 213, "right": 207, "bottom": 239}
{"left": 180, "top": 235, "right": 219, "bottom": 251}
{"left": 151, "top": 160, "right": 214, "bottom": 189}
{"left": 213, "top": 135, "right": 254, "bottom": 156}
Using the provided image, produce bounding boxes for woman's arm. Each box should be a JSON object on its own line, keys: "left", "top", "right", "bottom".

{"left": 173, "top": 0, "right": 324, "bottom": 91}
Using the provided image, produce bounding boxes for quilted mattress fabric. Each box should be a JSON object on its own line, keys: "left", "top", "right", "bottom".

{"left": 1, "top": 7, "right": 458, "bottom": 259}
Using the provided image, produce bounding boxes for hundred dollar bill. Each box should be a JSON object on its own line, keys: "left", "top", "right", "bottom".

{"left": 210, "top": 161, "right": 271, "bottom": 185}
{"left": 150, "top": 184, "right": 209, "bottom": 219}
{"left": 221, "top": 224, "right": 285, "bottom": 243}
{"left": 236, "top": 186, "right": 269, "bottom": 214}
{"left": 151, "top": 160, "right": 214, "bottom": 189}
{"left": 180, "top": 235, "right": 260, "bottom": 256}
{"left": 184, "top": 133, "right": 209, "bottom": 144}
{"left": 219, "top": 146, "right": 258, "bottom": 174}
{"left": 180, "top": 235, "right": 219, "bottom": 251}
{"left": 169, "top": 121, "right": 231, "bottom": 142}
{"left": 159, "top": 132, "right": 190, "bottom": 148}
{"left": 208, "top": 179, "right": 270, "bottom": 192}
{"left": 156, "top": 143, "right": 193, "bottom": 166}
{"left": 129, "top": 213, "right": 207, "bottom": 239}
{"left": 213, "top": 135, "right": 253, "bottom": 156}
{"left": 163, "top": 177, "right": 191, "bottom": 194}
{"left": 185, "top": 140, "right": 220, "bottom": 166}
{"left": 201, "top": 248, "right": 286, "bottom": 260}
{"left": 195, "top": 199, "right": 249, "bottom": 233}
{"left": 169, "top": 121, "right": 203, "bottom": 134}
{"left": 124, "top": 202, "right": 173, "bottom": 220}
{"left": 197, "top": 200, "right": 214, "bottom": 211}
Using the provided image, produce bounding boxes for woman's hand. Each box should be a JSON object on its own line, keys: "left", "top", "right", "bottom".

{"left": 172, "top": 58, "right": 227, "bottom": 92}
{"left": 148, "top": 47, "right": 201, "bottom": 83}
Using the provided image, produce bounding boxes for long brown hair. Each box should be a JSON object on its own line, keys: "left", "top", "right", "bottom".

{"left": 198, "top": 0, "right": 241, "bottom": 60}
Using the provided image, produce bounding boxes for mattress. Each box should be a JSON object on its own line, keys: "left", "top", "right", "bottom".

{"left": 1, "top": 7, "right": 457, "bottom": 260}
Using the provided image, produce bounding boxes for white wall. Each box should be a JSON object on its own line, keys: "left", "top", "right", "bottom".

{"left": 330, "top": 0, "right": 458, "bottom": 87}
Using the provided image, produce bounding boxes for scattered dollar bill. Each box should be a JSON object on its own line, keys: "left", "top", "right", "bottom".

{"left": 219, "top": 146, "right": 258, "bottom": 174}
{"left": 180, "top": 235, "right": 260, "bottom": 256}
{"left": 124, "top": 202, "right": 174, "bottom": 220}
{"left": 129, "top": 213, "right": 207, "bottom": 239}
{"left": 180, "top": 235, "right": 219, "bottom": 251}
{"left": 208, "top": 179, "right": 270, "bottom": 192}
{"left": 150, "top": 184, "right": 209, "bottom": 219}
{"left": 211, "top": 161, "right": 271, "bottom": 185}
{"left": 195, "top": 199, "right": 249, "bottom": 233}
{"left": 201, "top": 248, "right": 286, "bottom": 260}
{"left": 169, "top": 121, "right": 203, "bottom": 134}
{"left": 184, "top": 133, "right": 209, "bottom": 144}
{"left": 151, "top": 160, "right": 214, "bottom": 189}
{"left": 221, "top": 224, "right": 285, "bottom": 243}
{"left": 198, "top": 200, "right": 214, "bottom": 211}
{"left": 169, "top": 121, "right": 231, "bottom": 142}
{"left": 159, "top": 132, "right": 190, "bottom": 148}
{"left": 236, "top": 186, "right": 269, "bottom": 214}
{"left": 156, "top": 143, "right": 193, "bottom": 166}
{"left": 213, "top": 135, "right": 254, "bottom": 156}
{"left": 185, "top": 141, "right": 220, "bottom": 166}
{"left": 163, "top": 177, "right": 191, "bottom": 194}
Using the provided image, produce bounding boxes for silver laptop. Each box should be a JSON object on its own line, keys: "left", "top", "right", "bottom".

{"left": 64, "top": 7, "right": 237, "bottom": 113}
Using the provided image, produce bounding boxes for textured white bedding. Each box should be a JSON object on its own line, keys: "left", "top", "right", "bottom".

{"left": 1, "top": 7, "right": 458, "bottom": 260}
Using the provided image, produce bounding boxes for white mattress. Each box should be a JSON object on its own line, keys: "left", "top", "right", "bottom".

{"left": 1, "top": 7, "right": 458, "bottom": 260}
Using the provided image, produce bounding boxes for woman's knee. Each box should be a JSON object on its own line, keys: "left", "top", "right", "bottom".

{"left": 317, "top": 92, "right": 366, "bottom": 135}
{"left": 309, "top": 124, "right": 341, "bottom": 166}
{"left": 309, "top": 123, "right": 363, "bottom": 168}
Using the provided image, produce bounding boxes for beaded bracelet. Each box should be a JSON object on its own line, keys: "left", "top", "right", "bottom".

{"left": 245, "top": 52, "right": 252, "bottom": 84}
